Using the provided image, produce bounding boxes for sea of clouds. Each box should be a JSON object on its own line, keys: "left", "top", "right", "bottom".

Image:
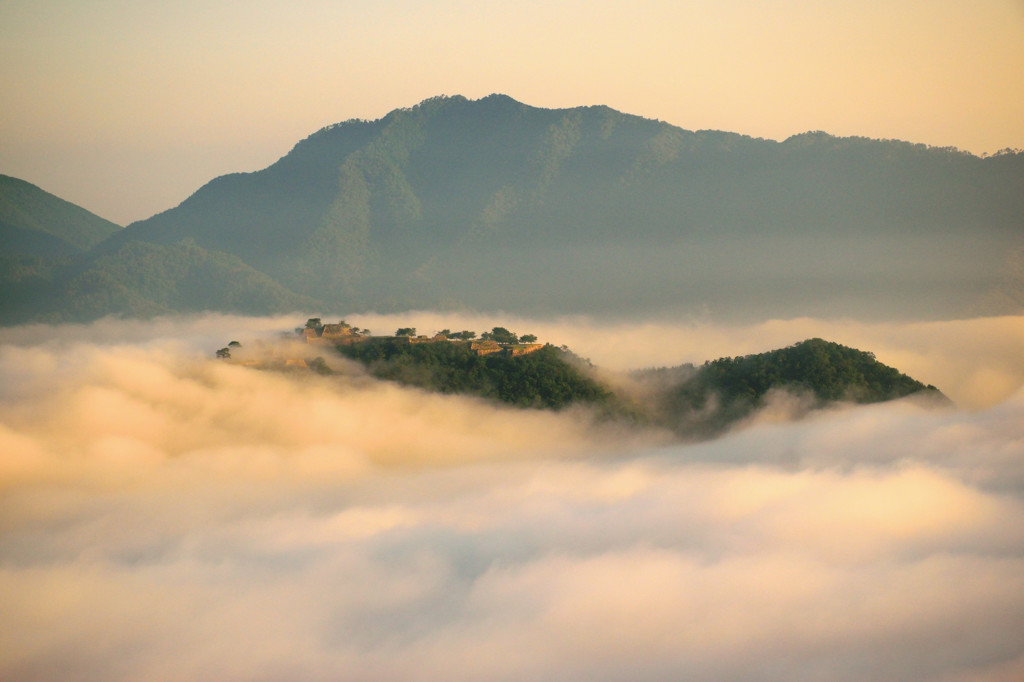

{"left": 2, "top": 313, "right": 1023, "bottom": 681}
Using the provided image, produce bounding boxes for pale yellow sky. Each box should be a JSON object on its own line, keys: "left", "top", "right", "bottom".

{"left": 1, "top": 0, "right": 1022, "bottom": 225}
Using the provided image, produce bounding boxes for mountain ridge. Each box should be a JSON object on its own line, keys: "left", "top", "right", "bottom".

{"left": 3, "top": 94, "right": 1023, "bottom": 324}
{"left": 1, "top": 174, "right": 121, "bottom": 255}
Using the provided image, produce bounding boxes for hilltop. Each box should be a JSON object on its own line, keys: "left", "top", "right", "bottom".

{"left": 283, "top": 319, "right": 612, "bottom": 411}
{"left": 639, "top": 338, "right": 949, "bottom": 436}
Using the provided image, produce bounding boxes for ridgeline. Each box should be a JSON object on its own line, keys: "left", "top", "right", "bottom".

{"left": 4, "top": 95, "right": 1023, "bottom": 324}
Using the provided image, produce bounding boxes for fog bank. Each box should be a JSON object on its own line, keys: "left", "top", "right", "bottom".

{"left": 2, "top": 316, "right": 1023, "bottom": 681}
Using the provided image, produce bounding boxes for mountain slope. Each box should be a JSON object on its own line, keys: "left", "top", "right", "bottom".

{"left": 115, "top": 94, "right": 1024, "bottom": 321}
{"left": 5, "top": 94, "right": 1024, "bottom": 324}
{"left": 0, "top": 174, "right": 121, "bottom": 255}
{"left": 0, "top": 175, "right": 125, "bottom": 323}
{"left": 48, "top": 239, "right": 317, "bottom": 322}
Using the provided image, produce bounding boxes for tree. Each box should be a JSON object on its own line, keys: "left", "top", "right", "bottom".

{"left": 519, "top": 334, "right": 537, "bottom": 343}
{"left": 395, "top": 327, "right": 416, "bottom": 337}
{"left": 305, "top": 318, "right": 322, "bottom": 329}
{"left": 488, "top": 326, "right": 518, "bottom": 344}
{"left": 216, "top": 347, "right": 231, "bottom": 359}
{"left": 228, "top": 340, "right": 241, "bottom": 347}
{"left": 308, "top": 357, "right": 332, "bottom": 375}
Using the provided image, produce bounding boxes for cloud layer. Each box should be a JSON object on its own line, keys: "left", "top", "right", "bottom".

{"left": 2, "top": 315, "right": 1023, "bottom": 681}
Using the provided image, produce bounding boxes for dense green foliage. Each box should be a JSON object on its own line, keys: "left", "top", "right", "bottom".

{"left": 330, "top": 335, "right": 944, "bottom": 431}
{"left": 481, "top": 326, "right": 518, "bottom": 344}
{"left": 0, "top": 174, "right": 120, "bottom": 254}
{"left": 336, "top": 338, "right": 613, "bottom": 410}
{"left": 0, "top": 253, "right": 69, "bottom": 322}
{"left": 246, "top": 318, "right": 947, "bottom": 436}
{"left": 0, "top": 175, "right": 126, "bottom": 322}
{"left": 661, "top": 338, "right": 944, "bottom": 434}
{"left": 12, "top": 239, "right": 317, "bottom": 323}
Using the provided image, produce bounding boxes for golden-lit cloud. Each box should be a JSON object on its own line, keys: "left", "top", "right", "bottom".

{"left": 2, "top": 316, "right": 1024, "bottom": 680}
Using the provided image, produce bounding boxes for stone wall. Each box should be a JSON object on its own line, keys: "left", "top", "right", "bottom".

{"left": 510, "top": 343, "right": 543, "bottom": 356}
{"left": 470, "top": 340, "right": 501, "bottom": 356}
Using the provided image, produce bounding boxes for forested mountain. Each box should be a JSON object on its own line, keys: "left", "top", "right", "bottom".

{"left": 0, "top": 175, "right": 125, "bottom": 322}
{"left": 41, "top": 240, "right": 317, "bottom": 322}
{"left": 0, "top": 174, "right": 120, "bottom": 256}
{"left": 3, "top": 95, "right": 1023, "bottom": 324}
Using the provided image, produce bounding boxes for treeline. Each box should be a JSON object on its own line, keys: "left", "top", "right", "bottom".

{"left": 390, "top": 326, "right": 537, "bottom": 343}
{"left": 335, "top": 336, "right": 611, "bottom": 410}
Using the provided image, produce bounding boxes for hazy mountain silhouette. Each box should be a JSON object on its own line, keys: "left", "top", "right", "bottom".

{"left": 1, "top": 175, "right": 124, "bottom": 322}
{"left": 0, "top": 178, "right": 311, "bottom": 323}
{"left": 1, "top": 174, "right": 120, "bottom": 257}
{"left": 4, "top": 95, "right": 1023, "bottom": 323}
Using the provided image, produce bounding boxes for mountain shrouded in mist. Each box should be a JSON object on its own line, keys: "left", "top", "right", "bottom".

{"left": 3, "top": 94, "right": 1023, "bottom": 323}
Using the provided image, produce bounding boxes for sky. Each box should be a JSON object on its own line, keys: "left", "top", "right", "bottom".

{"left": 1, "top": 0, "right": 1023, "bottom": 226}
{"left": 2, "top": 313, "right": 1024, "bottom": 680}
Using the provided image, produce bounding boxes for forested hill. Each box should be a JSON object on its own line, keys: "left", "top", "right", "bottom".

{"left": 259, "top": 324, "right": 946, "bottom": 436}
{"left": 0, "top": 174, "right": 120, "bottom": 256}
{"left": 646, "top": 338, "right": 948, "bottom": 436}
{"left": 0, "top": 175, "right": 124, "bottom": 323}
{"left": 335, "top": 336, "right": 614, "bottom": 411}
{"left": 4, "top": 94, "right": 1024, "bottom": 324}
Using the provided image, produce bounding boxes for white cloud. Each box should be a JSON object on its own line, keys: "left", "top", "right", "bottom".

{"left": 1, "top": 316, "right": 1023, "bottom": 681}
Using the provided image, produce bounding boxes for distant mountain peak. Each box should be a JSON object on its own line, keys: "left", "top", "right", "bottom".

{"left": 3, "top": 95, "right": 1022, "bottom": 325}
